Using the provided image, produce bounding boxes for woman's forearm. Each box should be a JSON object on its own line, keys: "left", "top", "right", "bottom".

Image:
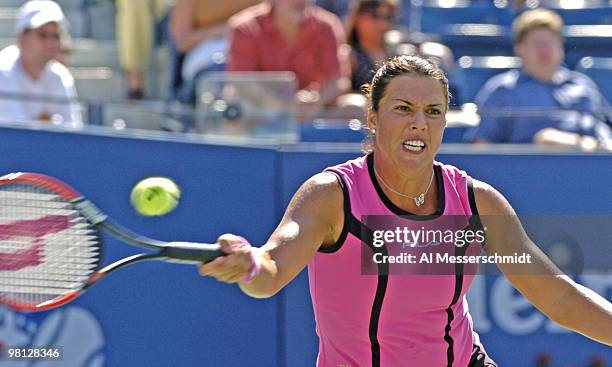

{"left": 238, "top": 249, "right": 280, "bottom": 299}
{"left": 555, "top": 279, "right": 612, "bottom": 345}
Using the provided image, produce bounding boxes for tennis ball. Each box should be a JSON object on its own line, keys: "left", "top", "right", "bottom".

{"left": 130, "top": 177, "right": 180, "bottom": 216}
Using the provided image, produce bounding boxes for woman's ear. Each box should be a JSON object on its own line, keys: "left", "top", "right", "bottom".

{"left": 367, "top": 108, "right": 377, "bottom": 134}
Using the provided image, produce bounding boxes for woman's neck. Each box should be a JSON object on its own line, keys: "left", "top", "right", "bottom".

{"left": 373, "top": 156, "right": 438, "bottom": 213}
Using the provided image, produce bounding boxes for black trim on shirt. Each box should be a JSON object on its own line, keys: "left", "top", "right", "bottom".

{"left": 444, "top": 307, "right": 456, "bottom": 367}
{"left": 467, "top": 177, "right": 479, "bottom": 216}
{"left": 348, "top": 215, "right": 388, "bottom": 367}
{"left": 466, "top": 177, "right": 487, "bottom": 250}
{"left": 319, "top": 165, "right": 389, "bottom": 366}
{"left": 318, "top": 170, "right": 350, "bottom": 254}
{"left": 443, "top": 178, "right": 487, "bottom": 366}
{"left": 367, "top": 154, "right": 445, "bottom": 220}
{"left": 444, "top": 238, "right": 469, "bottom": 367}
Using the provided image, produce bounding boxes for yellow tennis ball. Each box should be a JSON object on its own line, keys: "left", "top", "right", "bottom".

{"left": 130, "top": 177, "right": 180, "bottom": 216}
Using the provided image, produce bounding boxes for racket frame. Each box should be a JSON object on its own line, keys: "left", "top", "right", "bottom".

{"left": 0, "top": 172, "right": 224, "bottom": 312}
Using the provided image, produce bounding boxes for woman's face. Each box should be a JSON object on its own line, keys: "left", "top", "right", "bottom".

{"left": 355, "top": 4, "right": 396, "bottom": 44}
{"left": 368, "top": 74, "right": 447, "bottom": 172}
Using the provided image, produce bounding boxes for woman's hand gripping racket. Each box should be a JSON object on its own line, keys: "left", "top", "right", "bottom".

{"left": 0, "top": 172, "right": 225, "bottom": 312}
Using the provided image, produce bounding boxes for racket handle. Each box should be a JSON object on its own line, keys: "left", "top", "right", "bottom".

{"left": 162, "top": 242, "right": 225, "bottom": 264}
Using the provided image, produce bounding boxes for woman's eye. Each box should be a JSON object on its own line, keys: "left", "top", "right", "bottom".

{"left": 395, "top": 105, "right": 409, "bottom": 112}
{"left": 427, "top": 109, "right": 442, "bottom": 115}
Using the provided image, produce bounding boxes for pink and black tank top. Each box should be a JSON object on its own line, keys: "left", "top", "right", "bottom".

{"left": 308, "top": 154, "right": 495, "bottom": 367}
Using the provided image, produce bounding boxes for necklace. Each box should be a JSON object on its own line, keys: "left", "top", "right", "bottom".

{"left": 373, "top": 166, "right": 435, "bottom": 207}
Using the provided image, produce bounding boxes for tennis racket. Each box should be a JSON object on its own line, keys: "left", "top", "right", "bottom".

{"left": 0, "top": 172, "right": 225, "bottom": 312}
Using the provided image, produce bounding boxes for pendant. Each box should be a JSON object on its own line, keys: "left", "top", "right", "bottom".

{"left": 414, "top": 193, "right": 425, "bottom": 207}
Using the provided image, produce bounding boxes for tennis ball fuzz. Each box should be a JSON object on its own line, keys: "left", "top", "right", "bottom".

{"left": 130, "top": 177, "right": 180, "bottom": 216}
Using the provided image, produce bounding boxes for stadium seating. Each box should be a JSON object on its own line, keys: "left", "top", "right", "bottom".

{"left": 0, "top": 7, "right": 20, "bottom": 37}
{"left": 101, "top": 100, "right": 183, "bottom": 131}
{"left": 84, "top": 0, "right": 116, "bottom": 40}
{"left": 406, "top": 0, "right": 612, "bottom": 65}
{"left": 415, "top": 0, "right": 514, "bottom": 34}
{"left": 543, "top": 0, "right": 612, "bottom": 25}
{"left": 70, "top": 66, "right": 123, "bottom": 102}
{"left": 299, "top": 120, "right": 367, "bottom": 143}
{"left": 434, "top": 24, "right": 513, "bottom": 58}
{"left": 68, "top": 38, "right": 119, "bottom": 68}
{"left": 408, "top": 0, "right": 514, "bottom": 57}
{"left": 575, "top": 56, "right": 612, "bottom": 103}
{"left": 563, "top": 25, "right": 612, "bottom": 67}
{"left": 1, "top": 0, "right": 609, "bottom": 138}
{"left": 453, "top": 55, "right": 522, "bottom": 104}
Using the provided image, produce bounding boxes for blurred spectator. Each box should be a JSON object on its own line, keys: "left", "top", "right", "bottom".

{"left": 346, "top": 0, "right": 398, "bottom": 92}
{"left": 116, "top": 0, "right": 171, "bottom": 99}
{"left": 0, "top": 0, "right": 82, "bottom": 127}
{"left": 227, "top": 0, "right": 350, "bottom": 120}
{"left": 466, "top": 8, "right": 611, "bottom": 149}
{"left": 54, "top": 28, "right": 72, "bottom": 66}
{"left": 170, "top": 0, "right": 259, "bottom": 89}
{"left": 344, "top": 1, "right": 459, "bottom": 105}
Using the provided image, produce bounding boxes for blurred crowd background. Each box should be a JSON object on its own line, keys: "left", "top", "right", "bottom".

{"left": 0, "top": 0, "right": 611, "bottom": 149}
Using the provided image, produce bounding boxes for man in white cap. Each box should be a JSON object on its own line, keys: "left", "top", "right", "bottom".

{"left": 0, "top": 0, "right": 82, "bottom": 127}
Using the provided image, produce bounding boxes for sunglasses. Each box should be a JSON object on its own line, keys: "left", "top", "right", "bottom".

{"left": 365, "top": 11, "right": 396, "bottom": 21}
{"left": 26, "top": 29, "right": 61, "bottom": 40}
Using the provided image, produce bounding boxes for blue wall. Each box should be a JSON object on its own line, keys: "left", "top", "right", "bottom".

{"left": 1, "top": 125, "right": 610, "bottom": 366}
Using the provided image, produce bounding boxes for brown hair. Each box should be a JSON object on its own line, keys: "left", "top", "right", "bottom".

{"left": 361, "top": 55, "right": 449, "bottom": 153}
{"left": 512, "top": 8, "right": 563, "bottom": 44}
{"left": 363, "top": 55, "right": 449, "bottom": 111}
{"left": 346, "top": 0, "right": 399, "bottom": 47}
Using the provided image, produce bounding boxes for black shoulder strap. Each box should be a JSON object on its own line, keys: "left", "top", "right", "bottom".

{"left": 318, "top": 170, "right": 350, "bottom": 253}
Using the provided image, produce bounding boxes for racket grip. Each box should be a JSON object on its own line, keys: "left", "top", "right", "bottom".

{"left": 163, "top": 242, "right": 225, "bottom": 264}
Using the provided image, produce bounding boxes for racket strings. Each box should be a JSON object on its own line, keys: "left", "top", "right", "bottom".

{"left": 0, "top": 183, "right": 101, "bottom": 307}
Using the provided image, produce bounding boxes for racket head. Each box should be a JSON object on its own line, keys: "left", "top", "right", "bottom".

{"left": 0, "top": 172, "right": 102, "bottom": 312}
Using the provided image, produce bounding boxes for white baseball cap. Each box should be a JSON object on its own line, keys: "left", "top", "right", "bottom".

{"left": 15, "top": 0, "right": 66, "bottom": 35}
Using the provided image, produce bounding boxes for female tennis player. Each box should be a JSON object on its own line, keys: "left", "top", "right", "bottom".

{"left": 195, "top": 56, "right": 612, "bottom": 366}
